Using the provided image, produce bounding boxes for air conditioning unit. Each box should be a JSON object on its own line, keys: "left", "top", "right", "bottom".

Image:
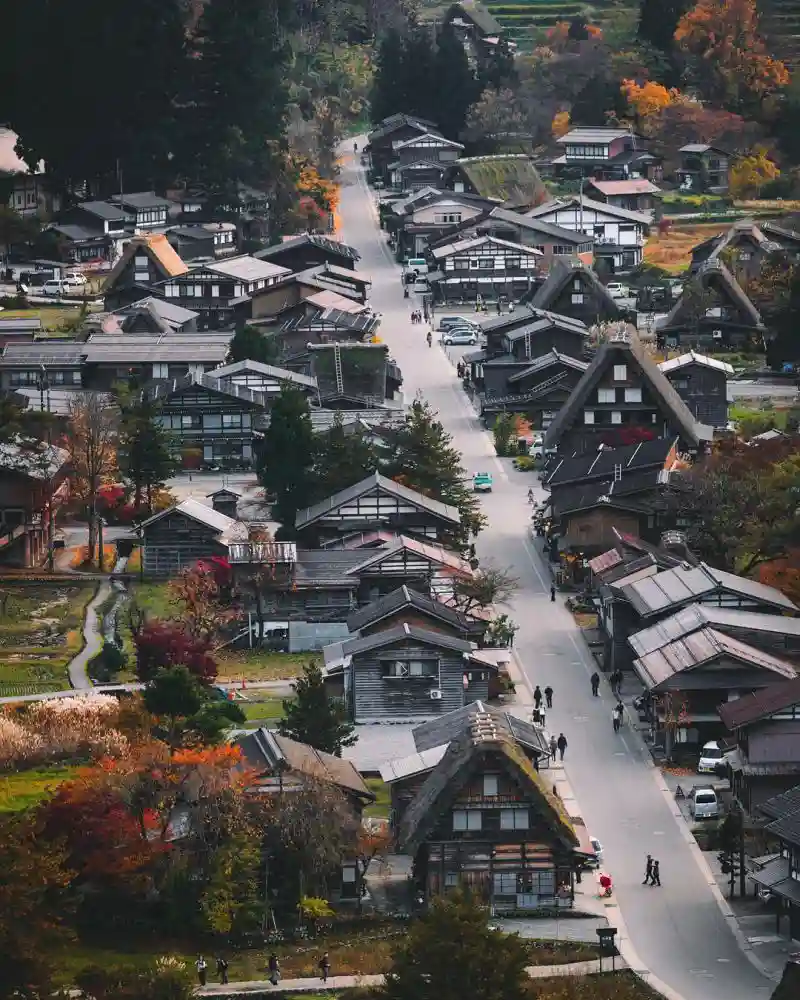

{"left": 712, "top": 329, "right": 723, "bottom": 340}
{"left": 429, "top": 689, "right": 443, "bottom": 700}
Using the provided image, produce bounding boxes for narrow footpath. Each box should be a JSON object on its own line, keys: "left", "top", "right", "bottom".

{"left": 67, "top": 582, "right": 110, "bottom": 690}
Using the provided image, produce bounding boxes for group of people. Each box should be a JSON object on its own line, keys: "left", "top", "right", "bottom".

{"left": 409, "top": 309, "right": 424, "bottom": 324}
{"left": 548, "top": 732, "right": 568, "bottom": 761}
{"left": 195, "top": 952, "right": 333, "bottom": 988}
{"left": 643, "top": 854, "right": 662, "bottom": 886}
{"left": 195, "top": 956, "right": 228, "bottom": 986}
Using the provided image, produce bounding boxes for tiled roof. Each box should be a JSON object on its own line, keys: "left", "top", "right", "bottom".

{"left": 588, "top": 179, "right": 660, "bottom": 196}
{"left": 346, "top": 585, "right": 477, "bottom": 634}
{"left": 140, "top": 498, "right": 247, "bottom": 541}
{"left": 718, "top": 677, "right": 800, "bottom": 730}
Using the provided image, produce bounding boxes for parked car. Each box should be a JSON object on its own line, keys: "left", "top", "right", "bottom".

{"left": 698, "top": 740, "right": 725, "bottom": 774}
{"left": 405, "top": 257, "right": 429, "bottom": 276}
{"left": 606, "top": 282, "right": 630, "bottom": 300}
{"left": 689, "top": 786, "right": 720, "bottom": 820}
{"left": 61, "top": 276, "right": 87, "bottom": 291}
{"left": 441, "top": 328, "right": 478, "bottom": 346}
{"left": 41, "top": 280, "right": 67, "bottom": 297}
{"left": 439, "top": 316, "right": 478, "bottom": 333}
{"left": 581, "top": 836, "right": 603, "bottom": 870}
{"left": 472, "top": 472, "right": 493, "bottom": 492}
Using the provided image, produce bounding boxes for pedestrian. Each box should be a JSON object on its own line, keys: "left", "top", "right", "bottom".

{"left": 612, "top": 707, "right": 621, "bottom": 733}
{"left": 650, "top": 859, "right": 661, "bottom": 886}
{"left": 590, "top": 671, "right": 600, "bottom": 697}
{"left": 268, "top": 954, "right": 281, "bottom": 986}
{"left": 642, "top": 854, "right": 653, "bottom": 885}
{"left": 550, "top": 585, "right": 556, "bottom": 602}
{"left": 557, "top": 732, "right": 567, "bottom": 761}
{"left": 549, "top": 734, "right": 557, "bottom": 760}
{"left": 533, "top": 685, "right": 543, "bottom": 710}
{"left": 611, "top": 669, "right": 623, "bottom": 696}
{"left": 196, "top": 956, "right": 208, "bottom": 987}
{"left": 216, "top": 957, "right": 229, "bottom": 985}
{"left": 319, "top": 952, "right": 331, "bottom": 983}
{"left": 616, "top": 701, "right": 625, "bottom": 726}
{"left": 544, "top": 685, "right": 553, "bottom": 709}
{"left": 496, "top": 300, "right": 501, "bottom": 314}
{"left": 532, "top": 707, "right": 542, "bottom": 725}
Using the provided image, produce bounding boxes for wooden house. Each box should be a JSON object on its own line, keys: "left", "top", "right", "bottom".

{"left": 207, "top": 359, "right": 319, "bottom": 398}
{"left": 366, "top": 115, "right": 441, "bottom": 182}
{"left": 526, "top": 196, "right": 650, "bottom": 274}
{"left": 445, "top": 156, "right": 547, "bottom": 211}
{"left": 753, "top": 787, "right": 800, "bottom": 942}
{"left": 140, "top": 498, "right": 248, "bottom": 577}
{"left": 58, "top": 200, "right": 131, "bottom": 240}
{"left": 658, "top": 352, "right": 733, "bottom": 428}
{"left": 479, "top": 349, "right": 588, "bottom": 427}
{"left": 388, "top": 190, "right": 498, "bottom": 261}
{"left": 553, "top": 127, "right": 661, "bottom": 182}
{"left": 108, "top": 191, "right": 171, "bottom": 230}
{"left": 166, "top": 222, "right": 238, "bottom": 262}
{"left": 395, "top": 713, "right": 590, "bottom": 910}
{"left": 0, "top": 342, "right": 85, "bottom": 390}
{"left": 632, "top": 627, "right": 797, "bottom": 751}
{"left": 102, "top": 233, "right": 189, "bottom": 311}
{"left": 480, "top": 306, "right": 589, "bottom": 363}
{"left": 586, "top": 178, "right": 660, "bottom": 218}
{"left": 347, "top": 585, "right": 487, "bottom": 643}
{"left": 677, "top": 144, "right": 731, "bottom": 194}
{"left": 442, "top": 3, "right": 509, "bottom": 62}
{"left": 531, "top": 260, "right": 622, "bottom": 325}
{"left": 428, "top": 234, "right": 542, "bottom": 304}
{"left": 659, "top": 260, "right": 764, "bottom": 350}
{"left": 542, "top": 329, "right": 709, "bottom": 455}
{"left": 0, "top": 440, "right": 70, "bottom": 567}
{"left": 82, "top": 333, "right": 231, "bottom": 391}
{"left": 255, "top": 234, "right": 361, "bottom": 273}
{"left": 295, "top": 473, "right": 462, "bottom": 546}
{"left": 388, "top": 133, "right": 465, "bottom": 192}
{"left": 107, "top": 297, "right": 200, "bottom": 334}
{"left": 690, "top": 220, "right": 785, "bottom": 281}
{"left": 323, "top": 624, "right": 496, "bottom": 723}
{"left": 717, "top": 679, "right": 800, "bottom": 813}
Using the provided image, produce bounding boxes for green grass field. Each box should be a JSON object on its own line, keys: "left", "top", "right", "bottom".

{"left": 0, "top": 764, "right": 79, "bottom": 812}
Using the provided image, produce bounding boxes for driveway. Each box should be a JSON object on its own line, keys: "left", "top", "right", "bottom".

{"left": 336, "top": 145, "right": 774, "bottom": 1000}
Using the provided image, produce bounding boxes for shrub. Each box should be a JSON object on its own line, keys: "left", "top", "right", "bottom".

{"left": 134, "top": 622, "right": 218, "bottom": 685}
{"left": 88, "top": 641, "right": 127, "bottom": 683}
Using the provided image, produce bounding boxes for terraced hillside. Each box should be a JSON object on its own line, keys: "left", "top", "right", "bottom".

{"left": 484, "top": 0, "right": 636, "bottom": 51}
{"left": 758, "top": 0, "right": 800, "bottom": 69}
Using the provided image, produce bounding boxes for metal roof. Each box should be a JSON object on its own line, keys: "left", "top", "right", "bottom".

{"left": 339, "top": 622, "right": 474, "bottom": 658}
{"left": 140, "top": 497, "right": 247, "bottom": 541}
{"left": 347, "top": 584, "right": 475, "bottom": 634}
{"left": 0, "top": 317, "right": 43, "bottom": 332}
{"left": 557, "top": 127, "right": 636, "bottom": 145}
{"left": 718, "top": 677, "right": 800, "bottom": 730}
{"left": 209, "top": 359, "right": 318, "bottom": 389}
{"left": 113, "top": 297, "right": 199, "bottom": 325}
{"left": 110, "top": 191, "right": 172, "bottom": 209}
{"left": 588, "top": 178, "right": 661, "bottom": 196}
{"left": 84, "top": 333, "right": 230, "bottom": 364}
{"left": 526, "top": 194, "right": 651, "bottom": 226}
{"left": 659, "top": 351, "right": 735, "bottom": 375}
{"left": 380, "top": 744, "right": 448, "bottom": 782}
{"left": 205, "top": 256, "right": 290, "bottom": 282}
{"left": 633, "top": 628, "right": 798, "bottom": 689}
{"left": 431, "top": 234, "right": 542, "bottom": 260}
{"left": 0, "top": 342, "right": 86, "bottom": 366}
{"left": 309, "top": 407, "right": 406, "bottom": 432}
{"left": 544, "top": 437, "right": 677, "bottom": 489}
{"left": 78, "top": 200, "right": 129, "bottom": 220}
{"left": 254, "top": 233, "right": 360, "bottom": 263}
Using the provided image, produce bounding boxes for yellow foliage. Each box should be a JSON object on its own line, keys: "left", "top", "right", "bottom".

{"left": 729, "top": 147, "right": 780, "bottom": 198}
{"left": 621, "top": 79, "right": 683, "bottom": 119}
{"left": 551, "top": 111, "right": 570, "bottom": 139}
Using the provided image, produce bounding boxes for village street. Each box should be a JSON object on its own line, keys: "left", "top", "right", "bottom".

{"left": 337, "top": 146, "right": 774, "bottom": 1000}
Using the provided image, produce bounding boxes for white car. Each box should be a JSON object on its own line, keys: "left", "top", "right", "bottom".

{"left": 606, "top": 282, "right": 630, "bottom": 300}
{"left": 441, "top": 329, "right": 477, "bottom": 346}
{"left": 698, "top": 740, "right": 725, "bottom": 773}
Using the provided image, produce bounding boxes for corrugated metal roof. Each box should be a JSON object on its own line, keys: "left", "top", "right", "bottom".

{"left": 621, "top": 564, "right": 717, "bottom": 615}
{"left": 207, "top": 256, "right": 290, "bottom": 281}
{"left": 707, "top": 565, "right": 797, "bottom": 612}
{"left": 431, "top": 234, "right": 542, "bottom": 260}
{"left": 340, "top": 622, "right": 474, "bottom": 657}
{"left": 659, "top": 351, "right": 734, "bottom": 375}
{"left": 84, "top": 333, "right": 230, "bottom": 364}
{"left": 379, "top": 744, "right": 448, "bottom": 783}
{"left": 209, "top": 359, "right": 318, "bottom": 389}
{"left": 557, "top": 127, "right": 634, "bottom": 144}
{"left": 0, "top": 342, "right": 86, "bottom": 365}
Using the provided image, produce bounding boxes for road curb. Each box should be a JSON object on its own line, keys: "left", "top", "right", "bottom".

{"left": 648, "top": 761, "right": 782, "bottom": 984}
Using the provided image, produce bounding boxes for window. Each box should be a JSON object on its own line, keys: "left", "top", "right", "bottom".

{"left": 613, "top": 365, "right": 627, "bottom": 382}
{"left": 444, "top": 872, "right": 459, "bottom": 888}
{"left": 584, "top": 410, "right": 595, "bottom": 424}
{"left": 739, "top": 251, "right": 751, "bottom": 261}
{"left": 134, "top": 256, "right": 148, "bottom": 267}
{"left": 452, "top": 257, "right": 469, "bottom": 270}
{"left": 135, "top": 271, "right": 149, "bottom": 283}
{"left": 505, "top": 257, "right": 521, "bottom": 270}
{"left": 493, "top": 873, "right": 517, "bottom": 895}
{"left": 26, "top": 191, "right": 36, "bottom": 206}
{"left": 483, "top": 775, "right": 498, "bottom": 797}
{"left": 203, "top": 414, "right": 222, "bottom": 430}
{"left": 500, "top": 808, "right": 529, "bottom": 830}
{"left": 383, "top": 659, "right": 438, "bottom": 678}
{"left": 625, "top": 387, "right": 642, "bottom": 403}
{"left": 597, "top": 388, "right": 615, "bottom": 403}
{"left": 611, "top": 411, "right": 622, "bottom": 425}
{"left": 573, "top": 279, "right": 582, "bottom": 291}
{"left": 434, "top": 212, "right": 462, "bottom": 224}
{"left": 181, "top": 414, "right": 200, "bottom": 429}
{"left": 478, "top": 258, "right": 494, "bottom": 270}
{"left": 453, "top": 810, "right": 482, "bottom": 831}
{"left": 552, "top": 245, "right": 571, "bottom": 255}
{"left": 571, "top": 293, "right": 584, "bottom": 304}
{"left": 152, "top": 363, "right": 168, "bottom": 379}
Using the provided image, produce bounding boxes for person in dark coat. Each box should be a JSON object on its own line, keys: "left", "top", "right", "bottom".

{"left": 533, "top": 685, "right": 543, "bottom": 710}
{"left": 650, "top": 860, "right": 661, "bottom": 886}
{"left": 591, "top": 671, "right": 600, "bottom": 696}
{"left": 643, "top": 854, "right": 653, "bottom": 885}
{"left": 216, "top": 957, "right": 229, "bottom": 985}
{"left": 550, "top": 585, "right": 556, "bottom": 601}
{"left": 319, "top": 953, "right": 331, "bottom": 982}
{"left": 268, "top": 954, "right": 281, "bottom": 985}
{"left": 544, "top": 685, "right": 553, "bottom": 709}
{"left": 556, "top": 733, "right": 567, "bottom": 761}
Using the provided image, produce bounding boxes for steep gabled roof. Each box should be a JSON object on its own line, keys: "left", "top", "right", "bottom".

{"left": 340, "top": 622, "right": 475, "bottom": 659}
{"left": 348, "top": 535, "right": 472, "bottom": 577}
{"left": 446, "top": 2, "right": 504, "bottom": 36}
{"left": 526, "top": 194, "right": 650, "bottom": 226}
{"left": 346, "top": 585, "right": 479, "bottom": 634}
{"left": 399, "top": 712, "right": 578, "bottom": 853}
{"left": 295, "top": 472, "right": 461, "bottom": 530}
{"left": 542, "top": 331, "right": 705, "bottom": 451}
{"left": 103, "top": 233, "right": 188, "bottom": 289}
{"left": 139, "top": 497, "right": 247, "bottom": 543}
{"left": 413, "top": 700, "right": 552, "bottom": 756}
{"left": 451, "top": 155, "right": 546, "bottom": 209}
{"left": 531, "top": 260, "right": 620, "bottom": 318}
{"left": 662, "top": 259, "right": 763, "bottom": 331}
{"left": 718, "top": 677, "right": 800, "bottom": 731}
{"left": 658, "top": 351, "right": 734, "bottom": 376}
{"left": 431, "top": 234, "right": 542, "bottom": 260}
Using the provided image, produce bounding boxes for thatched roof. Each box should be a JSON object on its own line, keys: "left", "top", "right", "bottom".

{"left": 662, "top": 259, "right": 763, "bottom": 331}
{"left": 532, "top": 259, "right": 621, "bottom": 320}
{"left": 399, "top": 711, "right": 578, "bottom": 854}
{"left": 453, "top": 155, "right": 547, "bottom": 209}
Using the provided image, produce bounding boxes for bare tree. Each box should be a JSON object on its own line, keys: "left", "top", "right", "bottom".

{"left": 451, "top": 564, "right": 519, "bottom": 615}
{"left": 66, "top": 394, "right": 118, "bottom": 567}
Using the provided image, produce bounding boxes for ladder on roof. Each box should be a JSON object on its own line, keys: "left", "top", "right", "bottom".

{"left": 524, "top": 331, "right": 531, "bottom": 360}
{"left": 334, "top": 344, "right": 344, "bottom": 395}
{"left": 613, "top": 463, "right": 622, "bottom": 482}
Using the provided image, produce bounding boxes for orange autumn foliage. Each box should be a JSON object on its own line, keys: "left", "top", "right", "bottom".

{"left": 621, "top": 79, "right": 684, "bottom": 119}
{"left": 552, "top": 111, "right": 571, "bottom": 138}
{"left": 759, "top": 551, "right": 800, "bottom": 607}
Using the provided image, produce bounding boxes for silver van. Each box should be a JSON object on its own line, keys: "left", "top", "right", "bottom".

{"left": 689, "top": 786, "right": 719, "bottom": 820}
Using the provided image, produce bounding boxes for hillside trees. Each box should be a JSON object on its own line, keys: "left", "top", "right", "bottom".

{"left": 279, "top": 660, "right": 357, "bottom": 756}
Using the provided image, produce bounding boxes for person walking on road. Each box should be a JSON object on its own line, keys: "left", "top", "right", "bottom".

{"left": 426, "top": 330, "right": 432, "bottom": 347}
{"left": 591, "top": 671, "right": 600, "bottom": 697}
{"left": 196, "top": 957, "right": 208, "bottom": 987}
{"left": 650, "top": 860, "right": 661, "bottom": 886}
{"left": 550, "top": 585, "right": 556, "bottom": 602}
{"left": 544, "top": 685, "right": 553, "bottom": 709}
{"left": 319, "top": 952, "right": 331, "bottom": 983}
{"left": 557, "top": 733, "right": 567, "bottom": 761}
{"left": 549, "top": 734, "right": 557, "bottom": 760}
{"left": 533, "top": 685, "right": 543, "bottom": 711}
{"left": 643, "top": 854, "right": 653, "bottom": 885}
{"left": 216, "top": 957, "right": 229, "bottom": 985}
{"left": 612, "top": 706, "right": 621, "bottom": 733}
{"left": 268, "top": 954, "right": 281, "bottom": 985}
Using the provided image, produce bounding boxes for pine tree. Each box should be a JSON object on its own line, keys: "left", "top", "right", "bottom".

{"left": 118, "top": 396, "right": 179, "bottom": 512}
{"left": 433, "top": 23, "right": 479, "bottom": 139}
{"left": 401, "top": 21, "right": 436, "bottom": 121}
{"left": 257, "top": 385, "right": 315, "bottom": 533}
{"left": 371, "top": 28, "right": 407, "bottom": 124}
{"left": 639, "top": 0, "right": 690, "bottom": 51}
{"left": 228, "top": 325, "right": 281, "bottom": 365}
{"left": 312, "top": 414, "right": 379, "bottom": 499}
{"left": 188, "top": 0, "right": 291, "bottom": 203}
{"left": 279, "top": 661, "right": 357, "bottom": 756}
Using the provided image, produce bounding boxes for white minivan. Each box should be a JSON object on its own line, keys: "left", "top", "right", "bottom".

{"left": 41, "top": 280, "right": 67, "bottom": 297}
{"left": 698, "top": 740, "right": 725, "bottom": 774}
{"left": 406, "top": 257, "right": 429, "bottom": 276}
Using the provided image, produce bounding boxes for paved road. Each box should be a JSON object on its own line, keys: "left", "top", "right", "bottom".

{"left": 338, "top": 147, "right": 773, "bottom": 1000}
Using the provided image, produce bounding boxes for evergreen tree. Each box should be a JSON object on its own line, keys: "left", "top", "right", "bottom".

{"left": 118, "top": 396, "right": 179, "bottom": 512}
{"left": 401, "top": 20, "right": 437, "bottom": 121}
{"left": 639, "top": 0, "right": 690, "bottom": 51}
{"left": 479, "top": 40, "right": 517, "bottom": 91}
{"left": 384, "top": 399, "right": 486, "bottom": 549}
{"left": 257, "top": 385, "right": 315, "bottom": 533}
{"left": 433, "top": 23, "right": 479, "bottom": 139}
{"left": 312, "top": 414, "right": 379, "bottom": 499}
{"left": 187, "top": 0, "right": 292, "bottom": 204}
{"left": 371, "top": 28, "right": 407, "bottom": 124}
{"left": 228, "top": 325, "right": 281, "bottom": 365}
{"left": 279, "top": 661, "right": 357, "bottom": 756}
{"left": 384, "top": 891, "right": 529, "bottom": 1000}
